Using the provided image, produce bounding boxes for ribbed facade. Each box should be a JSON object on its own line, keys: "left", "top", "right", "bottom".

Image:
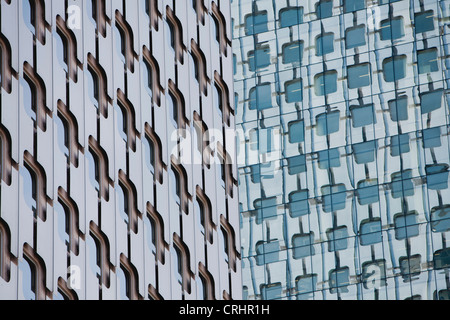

{"left": 0, "top": 0, "right": 241, "bottom": 300}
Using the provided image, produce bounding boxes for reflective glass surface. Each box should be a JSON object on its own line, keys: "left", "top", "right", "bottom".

{"left": 233, "top": 0, "right": 450, "bottom": 300}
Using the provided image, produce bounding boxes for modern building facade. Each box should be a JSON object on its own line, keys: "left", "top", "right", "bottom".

{"left": 0, "top": 0, "right": 241, "bottom": 300}
{"left": 232, "top": 0, "right": 450, "bottom": 299}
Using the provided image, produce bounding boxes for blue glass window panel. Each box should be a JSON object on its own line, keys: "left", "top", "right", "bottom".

{"left": 250, "top": 164, "right": 261, "bottom": 183}
{"left": 391, "top": 170, "right": 415, "bottom": 198}
{"left": 379, "top": 0, "right": 402, "bottom": 3}
{"left": 347, "top": 63, "right": 371, "bottom": 89}
{"left": 388, "top": 96, "right": 408, "bottom": 121}
{"left": 394, "top": 212, "right": 420, "bottom": 240}
{"left": 420, "top": 89, "right": 442, "bottom": 114}
{"left": 316, "top": 0, "right": 333, "bottom": 19}
{"left": 399, "top": 255, "right": 421, "bottom": 279}
{"left": 279, "top": 7, "right": 303, "bottom": 28}
{"left": 249, "top": 83, "right": 272, "bottom": 111}
{"left": 353, "top": 141, "right": 376, "bottom": 164}
{"left": 390, "top": 134, "right": 410, "bottom": 156}
{"left": 288, "top": 120, "right": 304, "bottom": 143}
{"left": 326, "top": 227, "right": 348, "bottom": 252}
{"left": 350, "top": 104, "right": 375, "bottom": 127}
{"left": 282, "top": 40, "right": 303, "bottom": 65}
{"left": 296, "top": 275, "right": 318, "bottom": 300}
{"left": 360, "top": 219, "right": 382, "bottom": 245}
{"left": 316, "top": 110, "right": 340, "bottom": 136}
{"left": 248, "top": 45, "right": 271, "bottom": 71}
{"left": 285, "top": 79, "right": 303, "bottom": 103}
{"left": 431, "top": 205, "right": 450, "bottom": 233}
{"left": 383, "top": 55, "right": 406, "bottom": 82}
{"left": 255, "top": 241, "right": 280, "bottom": 265}
{"left": 316, "top": 33, "right": 334, "bottom": 56}
{"left": 261, "top": 283, "right": 282, "bottom": 300}
{"left": 415, "top": 10, "right": 434, "bottom": 33}
{"left": 329, "top": 267, "right": 350, "bottom": 294}
{"left": 435, "top": 290, "right": 450, "bottom": 300}
{"left": 423, "top": 127, "right": 442, "bottom": 148}
{"left": 255, "top": 197, "right": 278, "bottom": 224}
{"left": 292, "top": 233, "right": 315, "bottom": 259}
{"left": 357, "top": 179, "right": 379, "bottom": 205}
{"left": 245, "top": 11, "right": 268, "bottom": 35}
{"left": 344, "top": 0, "right": 364, "bottom": 13}
{"left": 318, "top": 148, "right": 341, "bottom": 169}
{"left": 321, "top": 184, "right": 347, "bottom": 213}
{"left": 289, "top": 190, "right": 310, "bottom": 218}
{"left": 314, "top": 71, "right": 338, "bottom": 96}
{"left": 287, "top": 155, "right": 307, "bottom": 175}
{"left": 434, "top": 248, "right": 450, "bottom": 270}
{"left": 345, "top": 25, "right": 366, "bottom": 49}
{"left": 380, "top": 17, "right": 404, "bottom": 40}
{"left": 418, "top": 48, "right": 439, "bottom": 74}
{"left": 426, "top": 164, "right": 449, "bottom": 190}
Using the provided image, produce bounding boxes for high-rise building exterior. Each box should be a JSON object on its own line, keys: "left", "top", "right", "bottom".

{"left": 232, "top": 0, "right": 450, "bottom": 300}
{"left": 0, "top": 0, "right": 241, "bottom": 300}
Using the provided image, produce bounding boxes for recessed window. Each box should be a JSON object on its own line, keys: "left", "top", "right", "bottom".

{"left": 287, "top": 155, "right": 307, "bottom": 175}
{"left": 360, "top": 218, "right": 382, "bottom": 245}
{"left": 285, "top": 78, "right": 303, "bottom": 103}
{"left": 415, "top": 10, "right": 434, "bottom": 33}
{"left": 288, "top": 119, "right": 305, "bottom": 144}
{"left": 380, "top": 17, "right": 404, "bottom": 40}
{"left": 345, "top": 25, "right": 366, "bottom": 49}
{"left": 249, "top": 83, "right": 272, "bottom": 111}
{"left": 326, "top": 226, "right": 348, "bottom": 252}
{"left": 289, "top": 190, "right": 309, "bottom": 218}
{"left": 347, "top": 63, "right": 371, "bottom": 89}
{"left": 420, "top": 89, "right": 442, "bottom": 114}
{"left": 87, "top": 67, "right": 100, "bottom": 107}
{"left": 254, "top": 197, "right": 278, "bottom": 224}
{"left": 244, "top": 11, "right": 268, "bottom": 36}
{"left": 344, "top": 0, "right": 365, "bottom": 13}
{"left": 390, "top": 134, "right": 410, "bottom": 156}
{"left": 260, "top": 283, "right": 282, "bottom": 300}
{"left": 399, "top": 255, "right": 421, "bottom": 280}
{"left": 195, "top": 199, "right": 205, "bottom": 235}
{"left": 318, "top": 148, "right": 340, "bottom": 169}
{"left": 142, "top": 60, "right": 153, "bottom": 97}
{"left": 321, "top": 184, "right": 347, "bottom": 213}
{"left": 143, "top": 136, "right": 155, "bottom": 173}
{"left": 417, "top": 48, "right": 439, "bottom": 74}
{"left": 434, "top": 248, "right": 450, "bottom": 270}
{"left": 279, "top": 7, "right": 303, "bottom": 28}
{"left": 388, "top": 96, "right": 408, "bottom": 121}
{"left": 316, "top": 0, "right": 333, "bottom": 19}
{"left": 296, "top": 275, "right": 317, "bottom": 300}
{"left": 350, "top": 104, "right": 375, "bottom": 128}
{"left": 394, "top": 212, "right": 419, "bottom": 240}
{"left": 383, "top": 55, "right": 407, "bottom": 82}
{"left": 248, "top": 45, "right": 271, "bottom": 71}
{"left": 316, "top": 110, "right": 340, "bottom": 136}
{"left": 353, "top": 140, "right": 376, "bottom": 164}
{"left": 423, "top": 127, "right": 442, "bottom": 149}
{"left": 166, "top": 20, "right": 175, "bottom": 50}
{"left": 426, "top": 164, "right": 449, "bottom": 191}
{"left": 314, "top": 71, "right": 338, "bottom": 96}
{"left": 316, "top": 33, "right": 334, "bottom": 56}
{"left": 255, "top": 241, "right": 280, "bottom": 265}
{"left": 391, "top": 170, "right": 415, "bottom": 199}
{"left": 282, "top": 40, "right": 303, "bottom": 65}
{"left": 329, "top": 267, "right": 350, "bottom": 294}
{"left": 292, "top": 233, "right": 315, "bottom": 259}
{"left": 431, "top": 205, "right": 450, "bottom": 233}
{"left": 357, "top": 179, "right": 379, "bottom": 205}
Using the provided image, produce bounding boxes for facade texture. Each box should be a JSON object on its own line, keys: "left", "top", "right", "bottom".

{"left": 0, "top": 0, "right": 241, "bottom": 300}
{"left": 232, "top": 0, "right": 450, "bottom": 299}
